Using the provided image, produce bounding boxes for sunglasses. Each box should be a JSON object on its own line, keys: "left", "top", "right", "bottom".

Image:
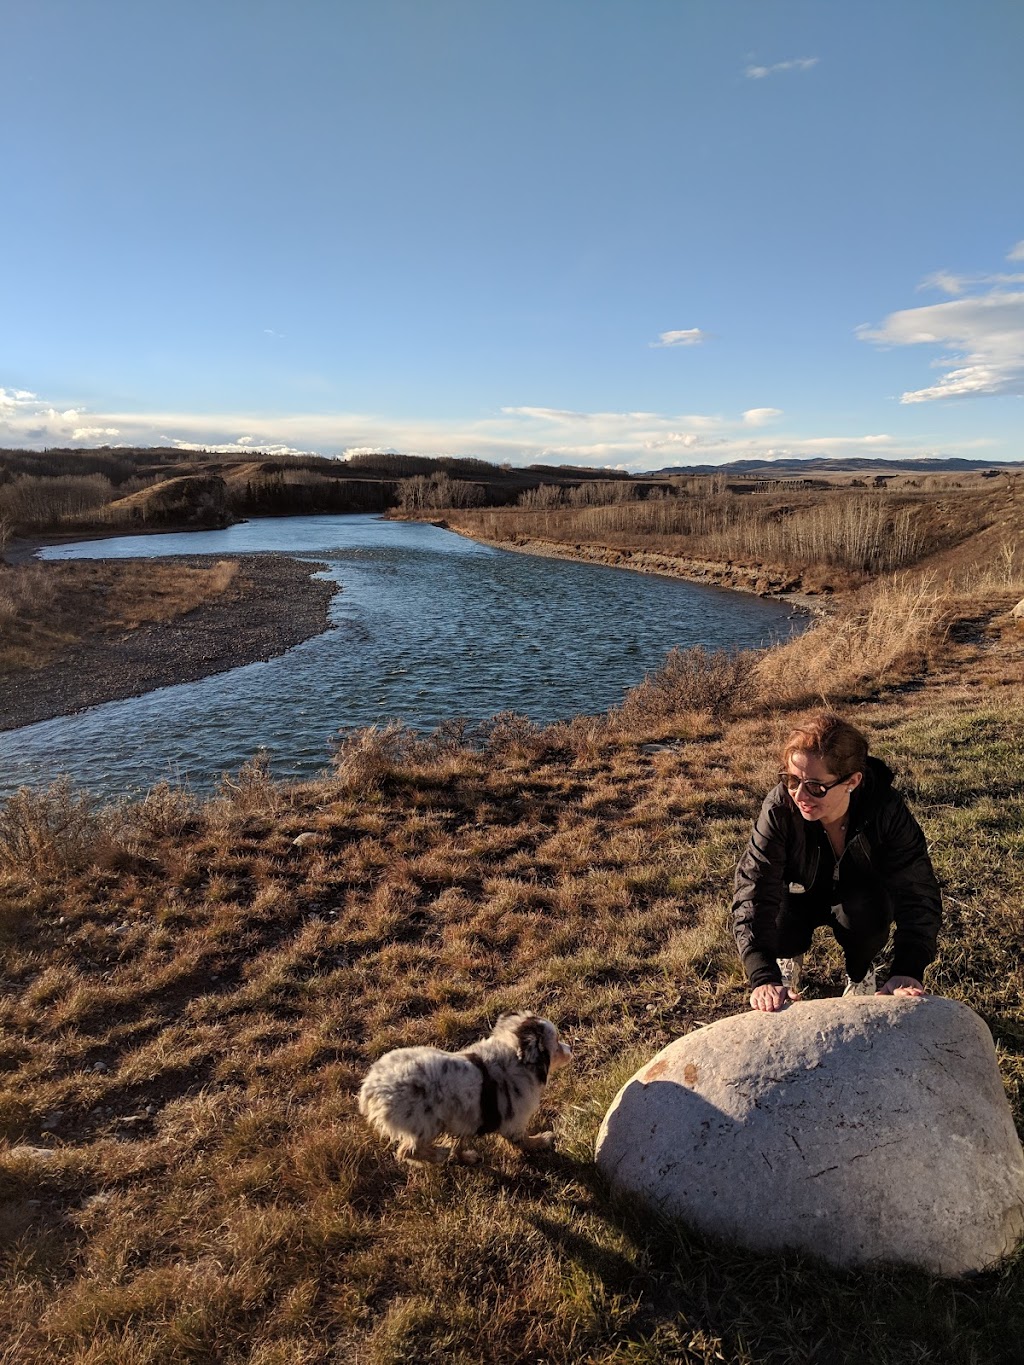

{"left": 779, "top": 771, "right": 853, "bottom": 801}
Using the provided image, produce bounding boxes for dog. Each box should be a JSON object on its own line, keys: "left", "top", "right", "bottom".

{"left": 358, "top": 1012, "right": 572, "bottom": 1164}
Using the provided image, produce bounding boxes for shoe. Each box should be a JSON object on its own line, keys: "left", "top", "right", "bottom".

{"left": 843, "top": 967, "right": 877, "bottom": 997}
{"left": 777, "top": 955, "right": 803, "bottom": 995}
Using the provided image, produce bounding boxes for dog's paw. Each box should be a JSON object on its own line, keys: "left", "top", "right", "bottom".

{"left": 454, "top": 1144, "right": 481, "bottom": 1166}
{"left": 402, "top": 1141, "right": 447, "bottom": 1164}
{"left": 514, "top": 1130, "right": 555, "bottom": 1153}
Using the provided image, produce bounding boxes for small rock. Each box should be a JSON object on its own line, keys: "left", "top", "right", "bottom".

{"left": 92, "top": 1061, "right": 109, "bottom": 1073}
{"left": 293, "top": 831, "right": 326, "bottom": 848}
{"left": 9, "top": 1146, "right": 56, "bottom": 1161}
{"left": 40, "top": 1111, "right": 64, "bottom": 1131}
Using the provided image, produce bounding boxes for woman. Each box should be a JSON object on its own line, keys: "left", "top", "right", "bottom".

{"left": 732, "top": 713, "right": 942, "bottom": 1013}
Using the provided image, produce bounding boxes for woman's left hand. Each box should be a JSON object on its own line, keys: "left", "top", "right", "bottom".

{"left": 876, "top": 975, "right": 926, "bottom": 996}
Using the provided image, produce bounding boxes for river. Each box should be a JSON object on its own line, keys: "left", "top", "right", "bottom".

{"left": 0, "top": 514, "right": 804, "bottom": 799}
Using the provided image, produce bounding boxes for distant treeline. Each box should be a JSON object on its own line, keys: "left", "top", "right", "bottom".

{"left": 0, "top": 447, "right": 640, "bottom": 539}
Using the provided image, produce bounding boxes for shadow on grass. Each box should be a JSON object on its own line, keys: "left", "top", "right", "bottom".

{"left": 527, "top": 1158, "right": 1024, "bottom": 1365}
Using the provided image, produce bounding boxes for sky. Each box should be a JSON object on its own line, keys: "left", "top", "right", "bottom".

{"left": 2, "top": 0, "right": 1022, "bottom": 469}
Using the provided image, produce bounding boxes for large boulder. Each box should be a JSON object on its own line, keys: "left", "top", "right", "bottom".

{"left": 595, "top": 997, "right": 1024, "bottom": 1276}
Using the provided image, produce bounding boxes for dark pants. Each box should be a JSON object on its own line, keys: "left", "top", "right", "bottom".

{"left": 776, "top": 890, "right": 891, "bottom": 983}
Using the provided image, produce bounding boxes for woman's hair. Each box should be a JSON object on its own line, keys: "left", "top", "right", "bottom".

{"left": 781, "top": 712, "right": 869, "bottom": 778}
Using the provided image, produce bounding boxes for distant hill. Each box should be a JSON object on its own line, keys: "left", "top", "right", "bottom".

{"left": 646, "top": 455, "right": 1024, "bottom": 477}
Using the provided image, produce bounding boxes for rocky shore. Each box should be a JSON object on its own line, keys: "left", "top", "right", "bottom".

{"left": 0, "top": 553, "right": 337, "bottom": 732}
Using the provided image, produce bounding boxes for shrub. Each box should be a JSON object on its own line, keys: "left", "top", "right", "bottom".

{"left": 0, "top": 777, "right": 106, "bottom": 877}
{"left": 215, "top": 751, "right": 280, "bottom": 815}
{"left": 474, "top": 710, "right": 545, "bottom": 759}
{"left": 330, "top": 721, "right": 418, "bottom": 792}
{"left": 614, "top": 645, "right": 757, "bottom": 727}
{"left": 122, "top": 781, "right": 198, "bottom": 839}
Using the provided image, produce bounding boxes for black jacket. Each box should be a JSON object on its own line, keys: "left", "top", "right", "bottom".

{"left": 732, "top": 756, "right": 942, "bottom": 987}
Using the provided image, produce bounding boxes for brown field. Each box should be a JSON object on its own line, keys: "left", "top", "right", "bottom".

{"left": 1, "top": 535, "right": 1023, "bottom": 1361}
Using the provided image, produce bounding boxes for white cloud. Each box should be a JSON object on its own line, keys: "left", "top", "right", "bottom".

{"left": 742, "top": 407, "right": 783, "bottom": 426}
{"left": 745, "top": 57, "right": 819, "bottom": 79}
{"left": 0, "top": 388, "right": 38, "bottom": 412}
{"left": 72, "top": 426, "right": 121, "bottom": 440}
{"left": 858, "top": 290, "right": 1024, "bottom": 402}
{"left": 0, "top": 383, "right": 998, "bottom": 469}
{"left": 1008, "top": 241, "right": 1024, "bottom": 262}
{"left": 172, "top": 439, "right": 309, "bottom": 456}
{"left": 650, "top": 328, "right": 707, "bottom": 348}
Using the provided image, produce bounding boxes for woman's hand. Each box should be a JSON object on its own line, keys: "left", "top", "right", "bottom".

{"left": 750, "top": 984, "right": 797, "bottom": 1012}
{"left": 876, "top": 975, "right": 926, "bottom": 997}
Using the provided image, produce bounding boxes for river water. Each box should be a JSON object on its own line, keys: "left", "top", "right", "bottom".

{"left": 0, "top": 515, "right": 804, "bottom": 799}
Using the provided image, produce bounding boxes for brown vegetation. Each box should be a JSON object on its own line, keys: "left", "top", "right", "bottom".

{"left": 0, "top": 559, "right": 239, "bottom": 675}
{"left": 0, "top": 448, "right": 649, "bottom": 541}
{"left": 0, "top": 564, "right": 1022, "bottom": 1360}
{"left": 441, "top": 478, "right": 1017, "bottom": 591}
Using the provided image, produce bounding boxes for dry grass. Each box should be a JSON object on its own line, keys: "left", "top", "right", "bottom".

{"left": 444, "top": 482, "right": 1010, "bottom": 589}
{"left": 0, "top": 586, "right": 1022, "bottom": 1361}
{"left": 0, "top": 559, "right": 239, "bottom": 672}
{"left": 753, "top": 574, "right": 955, "bottom": 708}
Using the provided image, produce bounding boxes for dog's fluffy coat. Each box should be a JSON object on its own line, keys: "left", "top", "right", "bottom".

{"left": 358, "top": 1012, "right": 571, "bottom": 1163}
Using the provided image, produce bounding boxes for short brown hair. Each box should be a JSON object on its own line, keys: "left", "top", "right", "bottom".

{"left": 781, "top": 712, "right": 869, "bottom": 778}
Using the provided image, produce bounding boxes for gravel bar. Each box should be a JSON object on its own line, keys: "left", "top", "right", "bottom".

{"left": 0, "top": 554, "right": 337, "bottom": 732}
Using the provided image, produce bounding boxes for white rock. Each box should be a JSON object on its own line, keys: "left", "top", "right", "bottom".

{"left": 1011, "top": 597, "right": 1024, "bottom": 620}
{"left": 292, "top": 831, "right": 327, "bottom": 847}
{"left": 595, "top": 997, "right": 1024, "bottom": 1276}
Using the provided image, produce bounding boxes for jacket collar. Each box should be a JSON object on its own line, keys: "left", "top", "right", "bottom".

{"left": 847, "top": 755, "right": 894, "bottom": 833}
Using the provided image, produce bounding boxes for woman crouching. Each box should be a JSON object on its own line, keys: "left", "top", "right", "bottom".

{"left": 732, "top": 712, "right": 942, "bottom": 1012}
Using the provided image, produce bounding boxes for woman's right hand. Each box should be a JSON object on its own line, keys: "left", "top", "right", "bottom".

{"left": 750, "top": 984, "right": 797, "bottom": 1012}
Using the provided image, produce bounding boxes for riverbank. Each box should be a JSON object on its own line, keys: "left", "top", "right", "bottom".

{"left": 434, "top": 520, "right": 825, "bottom": 612}
{"left": 0, "top": 522, "right": 242, "bottom": 567}
{"left": 0, "top": 553, "right": 336, "bottom": 731}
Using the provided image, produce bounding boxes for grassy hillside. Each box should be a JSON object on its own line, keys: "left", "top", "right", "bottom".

{"left": 0, "top": 448, "right": 641, "bottom": 543}
{"left": 1, "top": 565, "right": 1022, "bottom": 1361}
{"left": 436, "top": 475, "right": 1024, "bottom": 596}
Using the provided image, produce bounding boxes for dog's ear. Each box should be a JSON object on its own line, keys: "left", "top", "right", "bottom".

{"left": 514, "top": 1016, "right": 551, "bottom": 1084}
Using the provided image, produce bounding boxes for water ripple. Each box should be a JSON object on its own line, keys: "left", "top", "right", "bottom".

{"left": 0, "top": 515, "right": 804, "bottom": 798}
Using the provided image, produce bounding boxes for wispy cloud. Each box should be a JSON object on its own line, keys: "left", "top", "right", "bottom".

{"left": 745, "top": 57, "right": 818, "bottom": 80}
{"left": 0, "top": 384, "right": 995, "bottom": 469}
{"left": 650, "top": 328, "right": 707, "bottom": 348}
{"left": 859, "top": 243, "right": 1024, "bottom": 402}
{"left": 919, "top": 269, "right": 1024, "bottom": 296}
{"left": 263, "top": 328, "right": 286, "bottom": 339}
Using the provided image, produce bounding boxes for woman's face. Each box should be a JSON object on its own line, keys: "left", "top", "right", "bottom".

{"left": 784, "top": 750, "right": 862, "bottom": 825}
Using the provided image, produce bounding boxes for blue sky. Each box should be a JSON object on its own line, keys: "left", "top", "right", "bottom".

{"left": 2, "top": 0, "right": 1022, "bottom": 468}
